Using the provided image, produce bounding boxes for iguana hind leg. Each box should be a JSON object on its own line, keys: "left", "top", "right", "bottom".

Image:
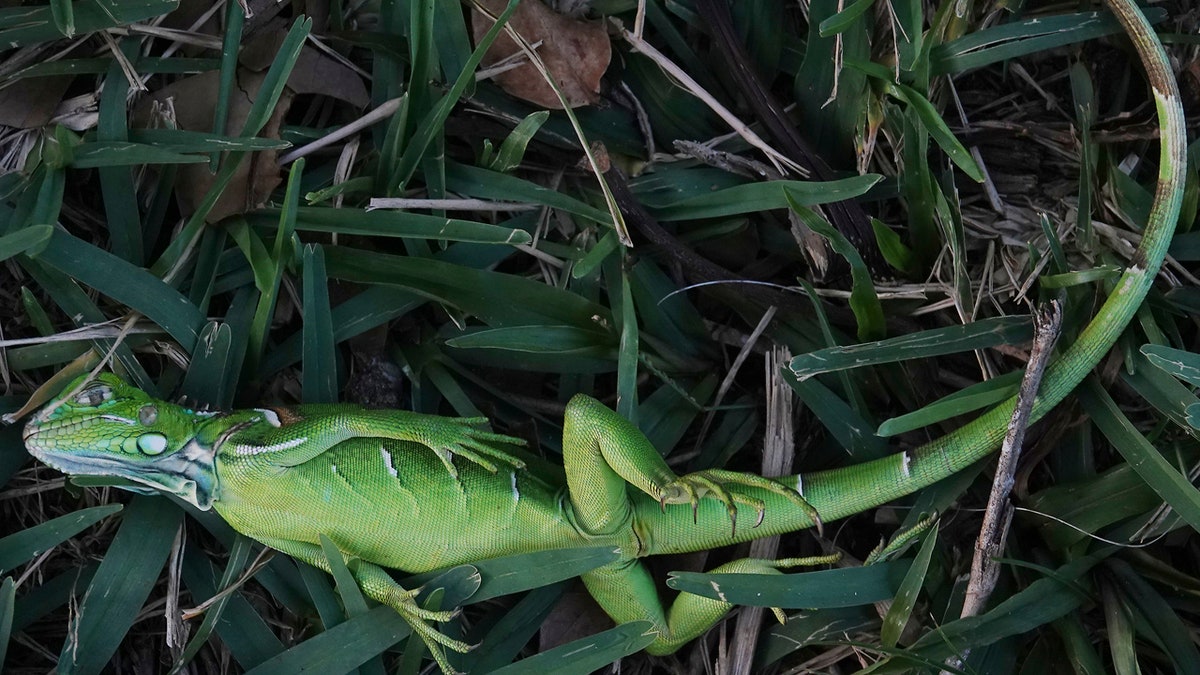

{"left": 562, "top": 394, "right": 816, "bottom": 538}
{"left": 563, "top": 394, "right": 827, "bottom": 653}
{"left": 583, "top": 556, "right": 820, "bottom": 655}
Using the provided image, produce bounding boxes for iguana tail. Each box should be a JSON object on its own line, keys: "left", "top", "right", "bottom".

{"left": 639, "top": 0, "right": 1184, "bottom": 557}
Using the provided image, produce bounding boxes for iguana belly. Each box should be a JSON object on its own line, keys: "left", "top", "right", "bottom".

{"left": 212, "top": 438, "right": 601, "bottom": 572}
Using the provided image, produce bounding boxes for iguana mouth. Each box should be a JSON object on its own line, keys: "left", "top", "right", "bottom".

{"left": 25, "top": 431, "right": 218, "bottom": 510}
{"left": 27, "top": 449, "right": 137, "bottom": 477}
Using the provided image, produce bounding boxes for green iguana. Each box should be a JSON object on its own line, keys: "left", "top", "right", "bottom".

{"left": 19, "top": 0, "right": 1185, "bottom": 672}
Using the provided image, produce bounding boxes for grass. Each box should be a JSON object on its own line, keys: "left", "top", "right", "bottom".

{"left": 1, "top": 0, "right": 1199, "bottom": 673}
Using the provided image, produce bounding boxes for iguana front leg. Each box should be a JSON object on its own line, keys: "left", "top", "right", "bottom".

{"left": 214, "top": 405, "right": 526, "bottom": 479}
{"left": 561, "top": 394, "right": 818, "bottom": 652}
{"left": 253, "top": 535, "right": 471, "bottom": 674}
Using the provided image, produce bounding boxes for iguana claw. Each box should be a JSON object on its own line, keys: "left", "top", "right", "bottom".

{"left": 392, "top": 592, "right": 475, "bottom": 674}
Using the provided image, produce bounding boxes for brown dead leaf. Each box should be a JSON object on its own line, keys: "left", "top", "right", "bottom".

{"left": 0, "top": 76, "right": 74, "bottom": 129}
{"left": 242, "top": 23, "right": 368, "bottom": 107}
{"left": 135, "top": 69, "right": 293, "bottom": 223}
{"left": 471, "top": 0, "right": 610, "bottom": 109}
{"left": 133, "top": 24, "right": 367, "bottom": 223}
{"left": 288, "top": 47, "right": 369, "bottom": 105}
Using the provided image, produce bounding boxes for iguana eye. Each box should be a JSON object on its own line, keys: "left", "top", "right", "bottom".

{"left": 74, "top": 384, "right": 112, "bottom": 407}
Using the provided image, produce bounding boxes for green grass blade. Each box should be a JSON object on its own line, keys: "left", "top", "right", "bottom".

{"left": 1040, "top": 265, "right": 1122, "bottom": 289}
{"left": 0, "top": 0, "right": 179, "bottom": 47}
{"left": 295, "top": 562, "right": 346, "bottom": 630}
{"left": 1055, "top": 613, "right": 1106, "bottom": 675}
{"left": 58, "top": 496, "right": 181, "bottom": 675}
{"left": 931, "top": 9, "right": 1168, "bottom": 75}
{"left": 881, "top": 525, "right": 937, "bottom": 647}
{"left": 19, "top": 285, "right": 55, "bottom": 335}
{"left": 614, "top": 260, "right": 639, "bottom": 420}
{"left": 1026, "top": 461, "right": 1167, "bottom": 551}
{"left": 1101, "top": 581, "right": 1139, "bottom": 675}
{"left": 243, "top": 605, "right": 409, "bottom": 674}
{"left": 97, "top": 50, "right": 142, "bottom": 264}
{"left": 668, "top": 561, "right": 909, "bottom": 608}
{"left": 212, "top": 0, "right": 245, "bottom": 168}
{"left": 48, "top": 0, "right": 73, "bottom": 36}
{"left": 11, "top": 564, "right": 97, "bottom": 633}
{"left": 877, "top": 370, "right": 1022, "bottom": 437}
{"left": 0, "top": 504, "right": 122, "bottom": 573}
{"left": 34, "top": 228, "right": 205, "bottom": 353}
{"left": 903, "top": 552, "right": 1109, "bottom": 661}
{"left": 70, "top": 142, "right": 210, "bottom": 168}
{"left": 1107, "top": 559, "right": 1200, "bottom": 674}
{"left": 789, "top": 315, "right": 1032, "bottom": 379}
{"left": 637, "top": 379, "right": 716, "bottom": 455}
{"left": 760, "top": 607, "right": 877, "bottom": 665}
{"left": 787, "top": 196, "right": 884, "bottom": 340}
{"left": 0, "top": 224, "right": 52, "bottom": 262}
{"left": 322, "top": 246, "right": 612, "bottom": 330}
{"left": 263, "top": 206, "right": 533, "bottom": 244}
{"left": 463, "top": 582, "right": 565, "bottom": 672}
{"left": 16, "top": 257, "right": 152, "bottom": 389}
{"left": 404, "top": 546, "right": 619, "bottom": 604}
{"left": 785, "top": 371, "right": 888, "bottom": 459}
{"left": 488, "top": 111, "right": 550, "bottom": 172}
{"left": 818, "top": 0, "right": 876, "bottom": 37}
{"left": 444, "top": 161, "right": 610, "bottom": 223}
{"left": 302, "top": 244, "right": 337, "bottom": 403}
{"left": 445, "top": 325, "right": 614, "bottom": 354}
{"left": 149, "top": 17, "right": 311, "bottom": 279}
{"left": 246, "top": 160, "right": 303, "bottom": 371}
{"left": 261, "top": 285, "right": 424, "bottom": 376}
{"left": 488, "top": 621, "right": 656, "bottom": 675}
{"left": 1141, "top": 344, "right": 1200, "bottom": 388}
{"left": 318, "top": 534, "right": 371, "bottom": 616}
{"left": 182, "top": 321, "right": 232, "bottom": 404}
{"left": 651, "top": 175, "right": 882, "bottom": 221}
{"left": 1078, "top": 379, "right": 1200, "bottom": 533}
{"left": 171, "top": 536, "right": 261, "bottom": 672}
{"left": 128, "top": 128, "right": 289, "bottom": 152}
{"left": 1124, "top": 351, "right": 1200, "bottom": 426}
{"left": 852, "top": 58, "right": 984, "bottom": 183}
{"left": 0, "top": 576, "right": 12, "bottom": 671}
{"left": 30, "top": 158, "right": 65, "bottom": 225}
{"left": 389, "top": 0, "right": 519, "bottom": 190}
{"left": 178, "top": 547, "right": 283, "bottom": 669}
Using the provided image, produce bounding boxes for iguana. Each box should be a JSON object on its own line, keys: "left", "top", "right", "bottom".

{"left": 19, "top": 0, "right": 1184, "bottom": 672}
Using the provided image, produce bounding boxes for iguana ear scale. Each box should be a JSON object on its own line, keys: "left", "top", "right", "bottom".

{"left": 139, "top": 404, "right": 158, "bottom": 426}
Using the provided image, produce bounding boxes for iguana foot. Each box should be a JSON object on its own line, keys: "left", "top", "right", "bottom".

{"left": 658, "top": 469, "right": 823, "bottom": 536}
{"left": 345, "top": 557, "right": 476, "bottom": 674}
{"left": 393, "top": 595, "right": 474, "bottom": 674}
{"left": 422, "top": 416, "right": 527, "bottom": 479}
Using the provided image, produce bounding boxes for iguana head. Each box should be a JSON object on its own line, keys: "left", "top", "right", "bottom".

{"left": 23, "top": 372, "right": 220, "bottom": 510}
